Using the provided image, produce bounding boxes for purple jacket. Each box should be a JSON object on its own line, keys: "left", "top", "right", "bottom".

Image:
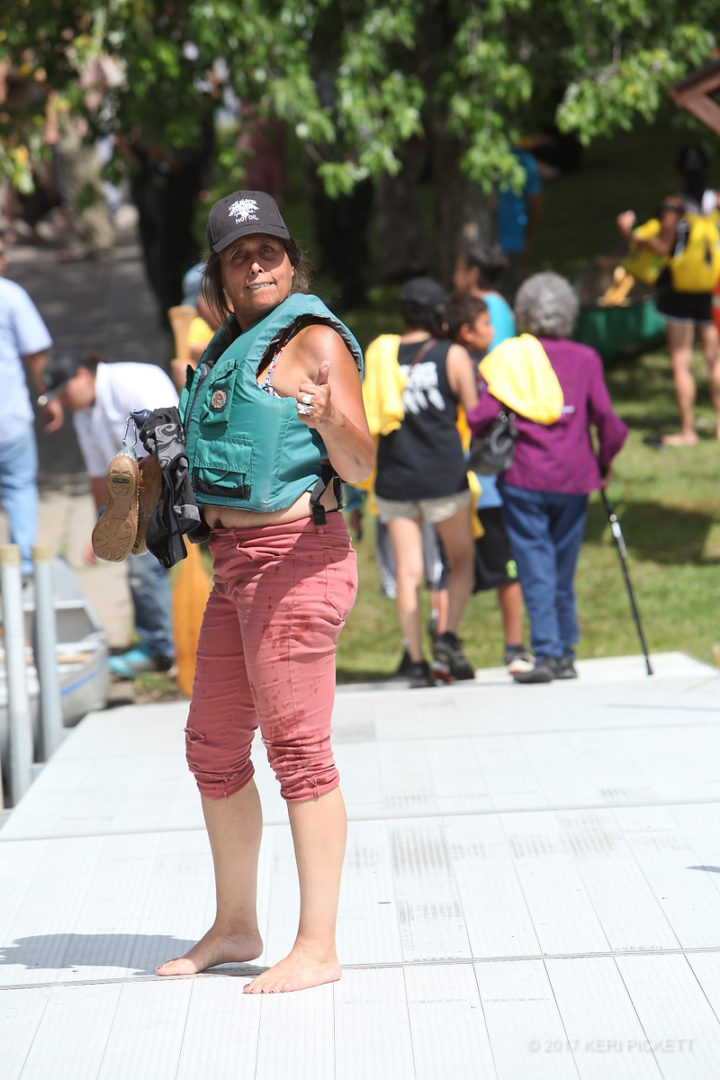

{"left": 466, "top": 337, "right": 628, "bottom": 494}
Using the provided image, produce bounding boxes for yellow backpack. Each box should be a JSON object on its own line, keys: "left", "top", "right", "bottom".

{"left": 623, "top": 196, "right": 720, "bottom": 292}
{"left": 669, "top": 206, "right": 720, "bottom": 292}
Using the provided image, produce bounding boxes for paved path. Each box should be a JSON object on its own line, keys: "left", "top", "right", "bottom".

{"left": 2, "top": 651, "right": 720, "bottom": 1078}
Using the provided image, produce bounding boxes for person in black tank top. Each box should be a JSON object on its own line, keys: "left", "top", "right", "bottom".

{"left": 371, "top": 276, "right": 479, "bottom": 686}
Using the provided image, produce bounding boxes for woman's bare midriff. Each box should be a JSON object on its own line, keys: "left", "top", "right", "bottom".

{"left": 203, "top": 486, "right": 340, "bottom": 530}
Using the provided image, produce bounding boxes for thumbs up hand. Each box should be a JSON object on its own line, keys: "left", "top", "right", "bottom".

{"left": 296, "top": 360, "right": 333, "bottom": 428}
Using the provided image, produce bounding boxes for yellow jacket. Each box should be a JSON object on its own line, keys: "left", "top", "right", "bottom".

{"left": 358, "top": 334, "right": 482, "bottom": 537}
{"left": 361, "top": 334, "right": 407, "bottom": 437}
{"left": 479, "top": 334, "right": 564, "bottom": 424}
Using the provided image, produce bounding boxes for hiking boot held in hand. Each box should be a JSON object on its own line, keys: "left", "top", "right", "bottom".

{"left": 91, "top": 447, "right": 139, "bottom": 562}
{"left": 431, "top": 631, "right": 475, "bottom": 681}
{"left": 132, "top": 454, "right": 162, "bottom": 555}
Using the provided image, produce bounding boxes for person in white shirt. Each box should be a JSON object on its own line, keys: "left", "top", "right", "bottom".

{"left": 0, "top": 240, "right": 56, "bottom": 577}
{"left": 44, "top": 352, "right": 179, "bottom": 677}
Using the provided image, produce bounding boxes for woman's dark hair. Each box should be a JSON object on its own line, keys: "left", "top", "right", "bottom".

{"left": 676, "top": 144, "right": 710, "bottom": 203}
{"left": 459, "top": 242, "right": 509, "bottom": 289}
{"left": 201, "top": 237, "right": 309, "bottom": 329}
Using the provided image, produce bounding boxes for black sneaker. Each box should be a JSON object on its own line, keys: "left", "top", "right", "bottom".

{"left": 409, "top": 660, "right": 435, "bottom": 688}
{"left": 512, "top": 656, "right": 558, "bottom": 684}
{"left": 390, "top": 648, "right": 414, "bottom": 679}
{"left": 431, "top": 632, "right": 475, "bottom": 681}
{"left": 555, "top": 654, "right": 578, "bottom": 680}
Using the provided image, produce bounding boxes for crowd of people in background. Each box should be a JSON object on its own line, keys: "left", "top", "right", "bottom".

{"left": 360, "top": 250, "right": 627, "bottom": 686}
{"left": 4, "top": 52, "right": 716, "bottom": 693}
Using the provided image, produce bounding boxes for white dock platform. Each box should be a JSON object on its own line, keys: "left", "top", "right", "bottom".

{"left": 1, "top": 652, "right": 720, "bottom": 1079}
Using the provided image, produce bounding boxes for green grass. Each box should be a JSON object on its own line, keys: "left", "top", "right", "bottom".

{"left": 336, "top": 353, "right": 720, "bottom": 681}
{"left": 333, "top": 121, "right": 720, "bottom": 680}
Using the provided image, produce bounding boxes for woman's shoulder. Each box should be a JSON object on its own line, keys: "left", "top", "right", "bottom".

{"left": 292, "top": 320, "right": 348, "bottom": 350}
{"left": 288, "top": 321, "right": 363, "bottom": 379}
{"left": 543, "top": 337, "right": 600, "bottom": 362}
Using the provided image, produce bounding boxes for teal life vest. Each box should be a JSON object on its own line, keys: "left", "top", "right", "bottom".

{"left": 181, "top": 294, "right": 363, "bottom": 515}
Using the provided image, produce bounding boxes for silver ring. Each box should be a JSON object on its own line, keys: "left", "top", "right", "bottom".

{"left": 301, "top": 393, "right": 313, "bottom": 405}
{"left": 297, "top": 402, "right": 311, "bottom": 415}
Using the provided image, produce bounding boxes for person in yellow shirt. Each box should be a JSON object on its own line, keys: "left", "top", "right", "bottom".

{"left": 169, "top": 262, "right": 223, "bottom": 390}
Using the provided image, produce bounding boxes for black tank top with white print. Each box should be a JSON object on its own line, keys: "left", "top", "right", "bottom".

{"left": 375, "top": 339, "right": 468, "bottom": 501}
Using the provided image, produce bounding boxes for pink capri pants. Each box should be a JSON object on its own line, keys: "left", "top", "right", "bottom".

{"left": 185, "top": 513, "right": 357, "bottom": 802}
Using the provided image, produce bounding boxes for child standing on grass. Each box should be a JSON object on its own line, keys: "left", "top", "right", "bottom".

{"left": 446, "top": 292, "right": 533, "bottom": 676}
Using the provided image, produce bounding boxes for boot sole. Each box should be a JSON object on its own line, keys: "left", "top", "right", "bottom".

{"left": 92, "top": 454, "right": 139, "bottom": 562}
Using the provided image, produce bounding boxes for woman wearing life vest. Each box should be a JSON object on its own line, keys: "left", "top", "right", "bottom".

{"left": 155, "top": 190, "right": 374, "bottom": 993}
{"left": 617, "top": 144, "right": 720, "bottom": 447}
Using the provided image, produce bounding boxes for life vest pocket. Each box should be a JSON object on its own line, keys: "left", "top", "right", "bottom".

{"left": 193, "top": 435, "right": 253, "bottom": 501}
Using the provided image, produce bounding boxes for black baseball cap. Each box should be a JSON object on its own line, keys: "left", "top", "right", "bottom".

{"left": 206, "top": 190, "right": 290, "bottom": 253}
{"left": 399, "top": 276, "right": 447, "bottom": 311}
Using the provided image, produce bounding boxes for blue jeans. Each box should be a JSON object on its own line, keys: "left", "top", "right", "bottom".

{"left": 127, "top": 550, "right": 174, "bottom": 661}
{"left": 500, "top": 484, "right": 589, "bottom": 660}
{"left": 0, "top": 427, "right": 38, "bottom": 576}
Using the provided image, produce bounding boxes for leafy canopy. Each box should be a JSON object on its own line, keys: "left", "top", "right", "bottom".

{"left": 1, "top": 0, "right": 718, "bottom": 194}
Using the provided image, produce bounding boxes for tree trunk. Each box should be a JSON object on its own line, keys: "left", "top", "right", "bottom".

{"left": 375, "top": 137, "right": 431, "bottom": 283}
{"left": 429, "top": 124, "right": 494, "bottom": 287}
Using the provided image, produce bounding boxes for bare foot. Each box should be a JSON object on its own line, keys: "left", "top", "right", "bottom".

{"left": 243, "top": 945, "right": 341, "bottom": 994}
{"left": 156, "top": 927, "right": 263, "bottom": 976}
{"left": 662, "top": 431, "right": 698, "bottom": 447}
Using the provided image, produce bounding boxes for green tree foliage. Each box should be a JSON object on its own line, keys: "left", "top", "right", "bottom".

{"left": 1, "top": 1, "right": 718, "bottom": 198}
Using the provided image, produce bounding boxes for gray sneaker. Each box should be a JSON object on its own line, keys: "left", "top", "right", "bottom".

{"left": 512, "top": 656, "right": 558, "bottom": 684}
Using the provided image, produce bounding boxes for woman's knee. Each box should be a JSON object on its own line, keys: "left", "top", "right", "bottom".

{"left": 265, "top": 737, "right": 339, "bottom": 801}
{"left": 185, "top": 722, "right": 255, "bottom": 798}
{"left": 446, "top": 540, "right": 474, "bottom": 574}
{"left": 395, "top": 559, "right": 424, "bottom": 590}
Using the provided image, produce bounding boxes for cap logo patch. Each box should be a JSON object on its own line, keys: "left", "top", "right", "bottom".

{"left": 227, "top": 198, "right": 260, "bottom": 223}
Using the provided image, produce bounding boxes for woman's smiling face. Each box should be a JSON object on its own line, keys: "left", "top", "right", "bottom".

{"left": 220, "top": 233, "right": 294, "bottom": 328}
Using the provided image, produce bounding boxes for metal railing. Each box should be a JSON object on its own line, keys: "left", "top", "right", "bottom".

{"left": 0, "top": 544, "right": 64, "bottom": 809}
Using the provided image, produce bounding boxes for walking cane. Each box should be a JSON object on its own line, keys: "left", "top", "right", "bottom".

{"left": 600, "top": 488, "right": 653, "bottom": 675}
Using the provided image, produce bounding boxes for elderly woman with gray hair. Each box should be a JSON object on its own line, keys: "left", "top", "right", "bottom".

{"left": 467, "top": 272, "right": 628, "bottom": 683}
